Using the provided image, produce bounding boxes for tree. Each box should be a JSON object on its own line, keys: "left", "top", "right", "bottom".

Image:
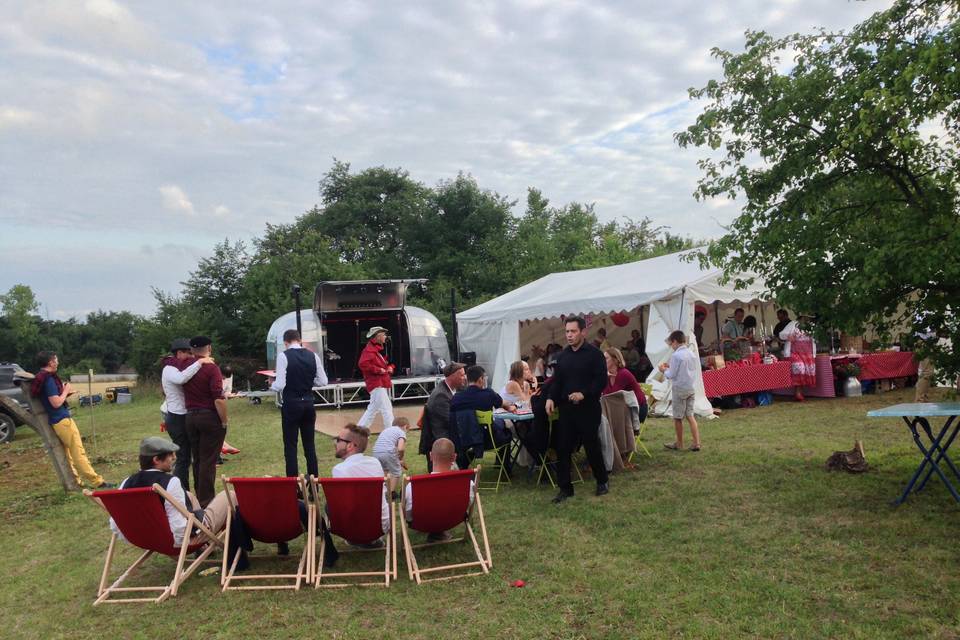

{"left": 0, "top": 284, "right": 41, "bottom": 363}
{"left": 676, "top": 0, "right": 960, "bottom": 375}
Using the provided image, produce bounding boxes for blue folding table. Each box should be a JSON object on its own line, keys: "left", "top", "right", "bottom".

{"left": 867, "top": 402, "right": 960, "bottom": 505}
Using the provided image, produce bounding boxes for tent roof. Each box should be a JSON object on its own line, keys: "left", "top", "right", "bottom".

{"left": 457, "top": 250, "right": 766, "bottom": 324}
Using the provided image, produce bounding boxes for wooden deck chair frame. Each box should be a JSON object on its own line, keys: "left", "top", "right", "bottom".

{"left": 537, "top": 412, "right": 584, "bottom": 488}
{"left": 473, "top": 410, "right": 511, "bottom": 492}
{"left": 311, "top": 476, "right": 397, "bottom": 588}
{"left": 220, "top": 475, "right": 315, "bottom": 591}
{"left": 84, "top": 485, "right": 224, "bottom": 605}
{"left": 399, "top": 467, "right": 492, "bottom": 584}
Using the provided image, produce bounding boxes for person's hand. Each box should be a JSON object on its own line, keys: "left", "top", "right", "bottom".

{"left": 545, "top": 399, "right": 554, "bottom": 415}
{"left": 508, "top": 403, "right": 518, "bottom": 413}
{"left": 401, "top": 460, "right": 408, "bottom": 471}
{"left": 63, "top": 382, "right": 74, "bottom": 395}
{"left": 568, "top": 392, "right": 584, "bottom": 403}
{"left": 199, "top": 357, "right": 215, "bottom": 365}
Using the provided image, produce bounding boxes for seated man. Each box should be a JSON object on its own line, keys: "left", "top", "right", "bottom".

{"left": 449, "top": 365, "right": 517, "bottom": 468}
{"left": 331, "top": 423, "right": 390, "bottom": 538}
{"left": 108, "top": 437, "right": 232, "bottom": 546}
{"left": 404, "top": 438, "right": 475, "bottom": 541}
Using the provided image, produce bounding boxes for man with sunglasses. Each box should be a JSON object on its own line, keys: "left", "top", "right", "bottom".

{"left": 331, "top": 423, "right": 390, "bottom": 536}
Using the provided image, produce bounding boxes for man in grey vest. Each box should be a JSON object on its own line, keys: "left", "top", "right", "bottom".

{"left": 271, "top": 329, "right": 328, "bottom": 477}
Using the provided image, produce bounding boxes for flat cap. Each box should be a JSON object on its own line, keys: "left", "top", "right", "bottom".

{"left": 189, "top": 335, "right": 212, "bottom": 348}
{"left": 140, "top": 436, "right": 179, "bottom": 457}
{"left": 170, "top": 338, "right": 191, "bottom": 352}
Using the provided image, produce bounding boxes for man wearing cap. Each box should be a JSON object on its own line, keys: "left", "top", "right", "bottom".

{"left": 420, "top": 361, "right": 467, "bottom": 471}
{"left": 356, "top": 326, "right": 395, "bottom": 430}
{"left": 108, "top": 437, "right": 232, "bottom": 546}
{"left": 181, "top": 336, "right": 227, "bottom": 507}
{"left": 271, "top": 328, "right": 328, "bottom": 478}
{"left": 160, "top": 339, "right": 213, "bottom": 491}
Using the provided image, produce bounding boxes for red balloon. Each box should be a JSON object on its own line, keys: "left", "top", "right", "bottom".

{"left": 610, "top": 312, "right": 629, "bottom": 327}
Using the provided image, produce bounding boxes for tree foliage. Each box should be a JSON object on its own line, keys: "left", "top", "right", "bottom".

{"left": 676, "top": 0, "right": 960, "bottom": 375}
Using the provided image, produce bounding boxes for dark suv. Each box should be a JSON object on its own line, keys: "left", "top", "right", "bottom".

{"left": 0, "top": 362, "right": 30, "bottom": 444}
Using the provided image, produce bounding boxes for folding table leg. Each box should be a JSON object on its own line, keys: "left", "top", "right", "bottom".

{"left": 897, "top": 416, "right": 960, "bottom": 505}
{"left": 916, "top": 416, "right": 960, "bottom": 493}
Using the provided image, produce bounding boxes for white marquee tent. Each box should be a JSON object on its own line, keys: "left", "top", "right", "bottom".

{"left": 456, "top": 250, "right": 770, "bottom": 418}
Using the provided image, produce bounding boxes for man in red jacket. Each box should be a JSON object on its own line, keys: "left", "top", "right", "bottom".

{"left": 357, "top": 326, "right": 395, "bottom": 430}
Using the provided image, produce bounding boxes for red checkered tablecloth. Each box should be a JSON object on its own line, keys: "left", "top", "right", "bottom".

{"left": 702, "top": 361, "right": 794, "bottom": 398}
{"left": 857, "top": 351, "right": 918, "bottom": 380}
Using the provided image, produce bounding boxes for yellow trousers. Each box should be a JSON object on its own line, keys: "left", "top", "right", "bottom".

{"left": 51, "top": 417, "right": 104, "bottom": 487}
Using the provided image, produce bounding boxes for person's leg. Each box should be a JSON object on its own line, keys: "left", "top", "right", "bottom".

{"left": 554, "top": 410, "right": 577, "bottom": 496}
{"left": 202, "top": 489, "right": 236, "bottom": 534}
{"left": 299, "top": 402, "right": 319, "bottom": 478}
{"left": 50, "top": 419, "right": 83, "bottom": 485}
{"left": 52, "top": 418, "right": 104, "bottom": 487}
{"left": 672, "top": 419, "right": 684, "bottom": 448}
{"left": 195, "top": 414, "right": 226, "bottom": 508}
{"left": 165, "top": 412, "right": 191, "bottom": 491}
{"left": 185, "top": 415, "right": 202, "bottom": 499}
{"left": 576, "top": 408, "right": 608, "bottom": 486}
{"left": 915, "top": 358, "right": 933, "bottom": 402}
{"left": 280, "top": 402, "right": 301, "bottom": 477}
{"left": 688, "top": 414, "right": 701, "bottom": 448}
{"left": 357, "top": 391, "right": 378, "bottom": 428}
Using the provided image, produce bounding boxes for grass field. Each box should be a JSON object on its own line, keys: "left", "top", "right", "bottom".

{"left": 2, "top": 388, "right": 959, "bottom": 639}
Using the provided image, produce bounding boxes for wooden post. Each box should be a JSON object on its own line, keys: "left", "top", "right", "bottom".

{"left": 0, "top": 385, "right": 80, "bottom": 493}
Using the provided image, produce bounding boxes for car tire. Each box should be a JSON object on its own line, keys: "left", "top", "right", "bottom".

{"left": 0, "top": 412, "right": 15, "bottom": 444}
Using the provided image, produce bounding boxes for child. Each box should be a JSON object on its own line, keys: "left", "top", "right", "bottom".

{"left": 659, "top": 330, "right": 702, "bottom": 452}
{"left": 373, "top": 416, "right": 411, "bottom": 498}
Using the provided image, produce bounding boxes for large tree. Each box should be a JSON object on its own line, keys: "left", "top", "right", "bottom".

{"left": 676, "top": 0, "right": 960, "bottom": 375}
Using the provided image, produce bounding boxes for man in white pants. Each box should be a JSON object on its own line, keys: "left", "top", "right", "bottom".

{"left": 357, "top": 326, "right": 395, "bottom": 429}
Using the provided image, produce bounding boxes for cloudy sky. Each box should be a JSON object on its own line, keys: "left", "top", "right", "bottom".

{"left": 0, "top": 0, "right": 889, "bottom": 319}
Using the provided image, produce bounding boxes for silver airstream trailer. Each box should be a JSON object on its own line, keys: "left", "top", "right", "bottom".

{"left": 265, "top": 279, "right": 451, "bottom": 407}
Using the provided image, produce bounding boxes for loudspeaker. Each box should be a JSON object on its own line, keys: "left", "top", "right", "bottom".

{"left": 460, "top": 351, "right": 477, "bottom": 366}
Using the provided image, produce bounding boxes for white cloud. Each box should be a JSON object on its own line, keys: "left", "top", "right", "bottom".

{"left": 0, "top": 0, "right": 895, "bottom": 317}
{"left": 159, "top": 185, "right": 195, "bottom": 215}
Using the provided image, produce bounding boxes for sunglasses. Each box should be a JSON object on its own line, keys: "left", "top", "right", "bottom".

{"left": 334, "top": 436, "right": 353, "bottom": 445}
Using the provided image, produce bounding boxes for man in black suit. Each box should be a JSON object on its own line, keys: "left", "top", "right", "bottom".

{"left": 546, "top": 316, "right": 610, "bottom": 504}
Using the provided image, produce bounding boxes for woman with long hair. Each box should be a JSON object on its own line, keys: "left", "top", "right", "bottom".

{"left": 500, "top": 360, "right": 538, "bottom": 406}
{"left": 603, "top": 347, "right": 648, "bottom": 422}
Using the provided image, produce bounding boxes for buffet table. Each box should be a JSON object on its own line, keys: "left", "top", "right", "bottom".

{"left": 856, "top": 351, "right": 918, "bottom": 380}
{"left": 702, "top": 361, "right": 793, "bottom": 398}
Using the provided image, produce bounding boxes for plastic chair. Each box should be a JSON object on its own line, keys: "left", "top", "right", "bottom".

{"left": 312, "top": 476, "right": 396, "bottom": 587}
{"left": 221, "top": 476, "right": 314, "bottom": 591}
{"left": 399, "top": 468, "right": 491, "bottom": 584}
{"left": 537, "top": 410, "right": 584, "bottom": 488}
{"left": 84, "top": 485, "right": 224, "bottom": 605}
{"left": 473, "top": 410, "right": 512, "bottom": 492}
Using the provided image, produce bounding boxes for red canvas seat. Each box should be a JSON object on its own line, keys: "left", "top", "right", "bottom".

{"left": 313, "top": 476, "right": 396, "bottom": 587}
{"left": 85, "top": 485, "right": 223, "bottom": 605}
{"left": 221, "top": 476, "right": 314, "bottom": 591}
{"left": 399, "top": 468, "right": 492, "bottom": 584}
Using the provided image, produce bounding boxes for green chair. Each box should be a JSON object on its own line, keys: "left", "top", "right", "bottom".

{"left": 473, "top": 410, "right": 512, "bottom": 493}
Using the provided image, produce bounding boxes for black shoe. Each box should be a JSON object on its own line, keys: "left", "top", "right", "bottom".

{"left": 551, "top": 491, "right": 573, "bottom": 504}
{"left": 277, "top": 542, "right": 290, "bottom": 556}
{"left": 391, "top": 490, "right": 400, "bottom": 502}
{"left": 95, "top": 481, "right": 117, "bottom": 489}
{"left": 595, "top": 482, "right": 609, "bottom": 497}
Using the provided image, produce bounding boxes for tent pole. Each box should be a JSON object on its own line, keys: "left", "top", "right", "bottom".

{"left": 450, "top": 288, "right": 460, "bottom": 361}
{"left": 714, "top": 301, "right": 721, "bottom": 343}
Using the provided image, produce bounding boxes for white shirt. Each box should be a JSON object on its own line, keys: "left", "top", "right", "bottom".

{"left": 109, "top": 472, "right": 188, "bottom": 546}
{"left": 331, "top": 453, "right": 390, "bottom": 533}
{"left": 270, "top": 343, "right": 328, "bottom": 392}
{"left": 404, "top": 471, "right": 475, "bottom": 522}
{"left": 161, "top": 360, "right": 204, "bottom": 416}
{"left": 664, "top": 344, "right": 698, "bottom": 393}
{"left": 373, "top": 426, "right": 406, "bottom": 456}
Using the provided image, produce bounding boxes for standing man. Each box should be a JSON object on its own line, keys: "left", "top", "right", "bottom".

{"left": 721, "top": 308, "right": 746, "bottom": 340}
{"left": 30, "top": 351, "right": 113, "bottom": 489}
{"left": 545, "top": 316, "right": 610, "bottom": 504}
{"left": 182, "top": 336, "right": 227, "bottom": 507}
{"left": 357, "top": 326, "right": 395, "bottom": 430}
{"left": 161, "top": 338, "right": 211, "bottom": 491}
{"left": 271, "top": 328, "right": 327, "bottom": 478}
{"left": 420, "top": 362, "right": 467, "bottom": 471}
{"left": 660, "top": 330, "right": 702, "bottom": 452}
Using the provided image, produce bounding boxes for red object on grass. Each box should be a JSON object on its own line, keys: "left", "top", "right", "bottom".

{"left": 512, "top": 579, "right": 525, "bottom": 587}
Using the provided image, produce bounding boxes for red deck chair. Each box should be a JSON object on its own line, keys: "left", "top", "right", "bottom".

{"left": 399, "top": 468, "right": 492, "bottom": 584}
{"left": 221, "top": 476, "right": 315, "bottom": 591}
{"left": 84, "top": 485, "right": 224, "bottom": 605}
{"left": 312, "top": 476, "right": 396, "bottom": 587}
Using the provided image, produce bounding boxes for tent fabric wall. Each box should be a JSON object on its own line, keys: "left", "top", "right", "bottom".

{"left": 457, "top": 250, "right": 768, "bottom": 391}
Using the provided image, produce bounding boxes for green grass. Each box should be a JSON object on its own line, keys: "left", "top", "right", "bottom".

{"left": 2, "top": 388, "right": 959, "bottom": 639}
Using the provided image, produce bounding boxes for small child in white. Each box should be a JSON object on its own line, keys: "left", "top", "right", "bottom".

{"left": 372, "top": 416, "right": 411, "bottom": 498}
